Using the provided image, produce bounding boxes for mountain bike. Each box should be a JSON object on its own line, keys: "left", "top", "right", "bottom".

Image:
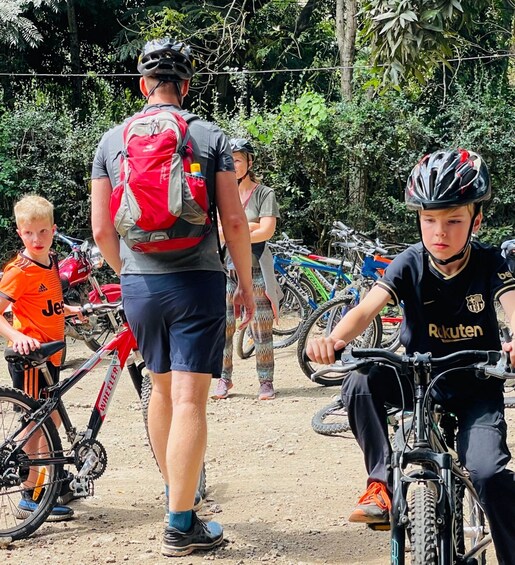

{"left": 312, "top": 347, "right": 513, "bottom": 564}
{"left": 0, "top": 302, "right": 204, "bottom": 541}
{"left": 237, "top": 229, "right": 397, "bottom": 360}
{"left": 236, "top": 240, "right": 355, "bottom": 359}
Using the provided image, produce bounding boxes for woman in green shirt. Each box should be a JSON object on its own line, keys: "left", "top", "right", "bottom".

{"left": 214, "top": 139, "right": 281, "bottom": 400}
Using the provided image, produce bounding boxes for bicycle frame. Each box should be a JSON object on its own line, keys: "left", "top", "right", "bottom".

{"left": 273, "top": 253, "right": 353, "bottom": 310}
{"left": 312, "top": 348, "right": 511, "bottom": 564}
{"left": 3, "top": 307, "right": 144, "bottom": 492}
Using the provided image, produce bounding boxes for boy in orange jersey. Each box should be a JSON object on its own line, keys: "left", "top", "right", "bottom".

{"left": 0, "top": 194, "right": 83, "bottom": 521}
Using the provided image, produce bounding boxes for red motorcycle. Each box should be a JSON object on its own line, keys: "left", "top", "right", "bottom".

{"left": 57, "top": 232, "right": 122, "bottom": 361}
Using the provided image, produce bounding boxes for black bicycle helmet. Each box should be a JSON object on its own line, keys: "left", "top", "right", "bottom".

{"left": 405, "top": 149, "right": 491, "bottom": 210}
{"left": 137, "top": 38, "right": 195, "bottom": 81}
{"left": 229, "top": 138, "right": 255, "bottom": 156}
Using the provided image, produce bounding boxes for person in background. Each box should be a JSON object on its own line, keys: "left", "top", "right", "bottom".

{"left": 0, "top": 194, "right": 83, "bottom": 521}
{"left": 90, "top": 39, "right": 255, "bottom": 557}
{"left": 214, "top": 138, "right": 282, "bottom": 401}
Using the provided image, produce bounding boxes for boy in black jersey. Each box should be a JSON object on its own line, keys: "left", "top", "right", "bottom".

{"left": 307, "top": 149, "right": 515, "bottom": 565}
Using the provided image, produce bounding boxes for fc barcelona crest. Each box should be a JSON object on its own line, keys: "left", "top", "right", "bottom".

{"left": 466, "top": 294, "right": 485, "bottom": 313}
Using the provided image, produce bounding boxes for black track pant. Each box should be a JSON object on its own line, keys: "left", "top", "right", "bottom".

{"left": 341, "top": 365, "right": 515, "bottom": 565}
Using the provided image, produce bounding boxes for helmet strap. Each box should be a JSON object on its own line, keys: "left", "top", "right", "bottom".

{"left": 144, "top": 80, "right": 183, "bottom": 107}
{"left": 173, "top": 81, "right": 183, "bottom": 106}
{"left": 145, "top": 80, "right": 164, "bottom": 100}
{"left": 236, "top": 154, "right": 252, "bottom": 184}
{"left": 237, "top": 171, "right": 250, "bottom": 185}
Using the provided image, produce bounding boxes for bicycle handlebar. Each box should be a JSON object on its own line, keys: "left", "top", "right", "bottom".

{"left": 312, "top": 347, "right": 513, "bottom": 383}
{"left": 55, "top": 231, "right": 83, "bottom": 249}
{"left": 80, "top": 302, "right": 122, "bottom": 316}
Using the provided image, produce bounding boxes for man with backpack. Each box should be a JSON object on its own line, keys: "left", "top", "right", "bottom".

{"left": 90, "top": 38, "right": 255, "bottom": 557}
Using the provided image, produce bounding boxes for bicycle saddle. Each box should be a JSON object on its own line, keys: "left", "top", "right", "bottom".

{"left": 4, "top": 341, "right": 66, "bottom": 367}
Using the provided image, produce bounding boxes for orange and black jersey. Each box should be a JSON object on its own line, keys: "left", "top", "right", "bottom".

{"left": 375, "top": 241, "right": 515, "bottom": 357}
{"left": 0, "top": 251, "right": 65, "bottom": 365}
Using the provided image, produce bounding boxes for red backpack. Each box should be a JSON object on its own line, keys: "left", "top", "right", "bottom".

{"left": 109, "top": 109, "right": 211, "bottom": 254}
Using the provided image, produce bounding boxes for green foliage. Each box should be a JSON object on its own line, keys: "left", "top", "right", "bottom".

{"left": 0, "top": 84, "right": 138, "bottom": 264}
{"left": 360, "top": 0, "right": 465, "bottom": 85}
{"left": 359, "top": 0, "right": 514, "bottom": 90}
{"left": 0, "top": 0, "right": 58, "bottom": 47}
{"left": 215, "top": 83, "right": 514, "bottom": 252}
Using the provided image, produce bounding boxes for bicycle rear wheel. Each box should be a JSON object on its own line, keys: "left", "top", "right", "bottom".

{"left": 297, "top": 295, "right": 382, "bottom": 386}
{"left": 140, "top": 375, "right": 207, "bottom": 500}
{"left": 0, "top": 387, "right": 63, "bottom": 541}
{"left": 455, "top": 477, "right": 488, "bottom": 565}
{"left": 272, "top": 281, "right": 310, "bottom": 348}
{"left": 380, "top": 304, "right": 403, "bottom": 352}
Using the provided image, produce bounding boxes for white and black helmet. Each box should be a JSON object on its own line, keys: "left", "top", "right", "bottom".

{"left": 137, "top": 38, "right": 195, "bottom": 81}
{"left": 405, "top": 149, "right": 491, "bottom": 210}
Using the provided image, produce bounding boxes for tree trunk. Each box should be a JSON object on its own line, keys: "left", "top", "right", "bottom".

{"left": 336, "top": 0, "right": 357, "bottom": 102}
{"left": 66, "top": 0, "right": 82, "bottom": 109}
{"left": 336, "top": 0, "right": 364, "bottom": 206}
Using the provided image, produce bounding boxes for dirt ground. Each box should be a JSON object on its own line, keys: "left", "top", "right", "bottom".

{"left": 1, "top": 339, "right": 513, "bottom": 565}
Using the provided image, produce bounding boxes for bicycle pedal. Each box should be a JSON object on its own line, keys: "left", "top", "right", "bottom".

{"left": 367, "top": 522, "right": 391, "bottom": 531}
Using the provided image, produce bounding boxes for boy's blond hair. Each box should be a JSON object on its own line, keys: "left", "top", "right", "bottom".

{"left": 14, "top": 195, "right": 54, "bottom": 228}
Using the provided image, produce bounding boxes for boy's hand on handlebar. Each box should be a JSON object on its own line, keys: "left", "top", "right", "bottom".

{"left": 64, "top": 304, "right": 87, "bottom": 322}
{"left": 502, "top": 338, "right": 515, "bottom": 368}
{"left": 306, "top": 336, "right": 347, "bottom": 364}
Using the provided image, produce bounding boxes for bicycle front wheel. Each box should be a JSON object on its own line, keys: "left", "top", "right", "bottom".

{"left": 0, "top": 387, "right": 63, "bottom": 541}
{"left": 408, "top": 484, "right": 438, "bottom": 564}
{"left": 297, "top": 295, "right": 382, "bottom": 386}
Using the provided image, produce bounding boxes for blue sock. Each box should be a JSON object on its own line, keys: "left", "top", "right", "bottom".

{"left": 165, "top": 484, "right": 169, "bottom": 512}
{"left": 169, "top": 510, "right": 193, "bottom": 532}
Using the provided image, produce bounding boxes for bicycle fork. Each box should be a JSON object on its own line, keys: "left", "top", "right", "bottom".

{"left": 390, "top": 449, "right": 454, "bottom": 564}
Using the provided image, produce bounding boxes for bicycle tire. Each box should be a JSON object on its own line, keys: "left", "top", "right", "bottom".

{"left": 455, "top": 477, "right": 487, "bottom": 565}
{"left": 271, "top": 281, "right": 310, "bottom": 348}
{"left": 235, "top": 327, "right": 255, "bottom": 359}
{"left": 0, "top": 386, "right": 63, "bottom": 541}
{"left": 380, "top": 304, "right": 403, "bottom": 352}
{"left": 140, "top": 375, "right": 207, "bottom": 499}
{"left": 408, "top": 484, "right": 438, "bottom": 564}
{"left": 298, "top": 274, "right": 321, "bottom": 302}
{"left": 297, "top": 295, "right": 382, "bottom": 386}
{"left": 311, "top": 398, "right": 351, "bottom": 435}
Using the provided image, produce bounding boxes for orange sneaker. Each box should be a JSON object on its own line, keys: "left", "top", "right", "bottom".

{"left": 348, "top": 482, "right": 391, "bottom": 524}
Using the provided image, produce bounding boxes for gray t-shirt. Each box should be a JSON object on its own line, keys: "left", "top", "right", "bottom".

{"left": 91, "top": 103, "right": 234, "bottom": 274}
{"left": 244, "top": 184, "right": 280, "bottom": 224}
{"left": 227, "top": 183, "right": 280, "bottom": 269}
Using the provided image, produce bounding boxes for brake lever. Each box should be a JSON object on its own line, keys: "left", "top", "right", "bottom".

{"left": 477, "top": 351, "right": 513, "bottom": 380}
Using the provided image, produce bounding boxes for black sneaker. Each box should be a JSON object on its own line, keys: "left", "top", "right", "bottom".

{"left": 162, "top": 512, "right": 223, "bottom": 557}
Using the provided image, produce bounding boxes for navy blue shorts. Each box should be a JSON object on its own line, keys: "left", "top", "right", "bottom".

{"left": 121, "top": 271, "right": 226, "bottom": 376}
